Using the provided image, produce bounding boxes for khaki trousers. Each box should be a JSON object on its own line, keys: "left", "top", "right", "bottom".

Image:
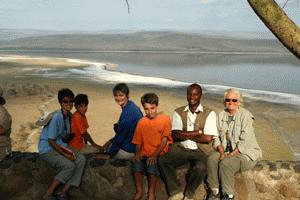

{"left": 207, "top": 151, "right": 257, "bottom": 195}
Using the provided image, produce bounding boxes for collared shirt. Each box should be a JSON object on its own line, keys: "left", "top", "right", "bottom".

{"left": 214, "top": 107, "right": 262, "bottom": 161}
{"left": 38, "top": 111, "right": 69, "bottom": 154}
{"left": 172, "top": 104, "right": 218, "bottom": 150}
{"left": 107, "top": 100, "right": 143, "bottom": 156}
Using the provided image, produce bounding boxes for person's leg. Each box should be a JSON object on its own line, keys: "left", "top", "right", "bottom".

{"left": 158, "top": 144, "right": 189, "bottom": 197}
{"left": 113, "top": 148, "right": 135, "bottom": 160}
{"left": 147, "top": 174, "right": 157, "bottom": 200}
{"left": 132, "top": 158, "right": 146, "bottom": 200}
{"left": 146, "top": 161, "right": 160, "bottom": 200}
{"left": 65, "top": 149, "right": 86, "bottom": 188}
{"left": 134, "top": 172, "right": 144, "bottom": 200}
{"left": 184, "top": 149, "right": 207, "bottom": 199}
{"left": 44, "top": 179, "right": 60, "bottom": 197}
{"left": 219, "top": 156, "right": 239, "bottom": 197}
{"left": 41, "top": 151, "right": 76, "bottom": 196}
{"left": 207, "top": 151, "right": 221, "bottom": 195}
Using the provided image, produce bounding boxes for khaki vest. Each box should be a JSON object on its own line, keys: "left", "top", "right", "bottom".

{"left": 175, "top": 105, "right": 214, "bottom": 155}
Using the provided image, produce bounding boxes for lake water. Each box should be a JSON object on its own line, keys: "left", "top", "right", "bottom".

{"left": 1, "top": 51, "right": 300, "bottom": 105}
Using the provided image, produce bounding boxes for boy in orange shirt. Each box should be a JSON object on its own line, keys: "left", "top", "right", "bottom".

{"left": 132, "top": 93, "right": 173, "bottom": 200}
{"left": 70, "top": 94, "right": 102, "bottom": 154}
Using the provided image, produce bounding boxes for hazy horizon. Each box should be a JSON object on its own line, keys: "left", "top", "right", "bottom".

{"left": 0, "top": 0, "right": 299, "bottom": 33}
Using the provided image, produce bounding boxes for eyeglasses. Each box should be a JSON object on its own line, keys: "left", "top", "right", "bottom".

{"left": 62, "top": 100, "right": 74, "bottom": 104}
{"left": 225, "top": 98, "right": 238, "bottom": 103}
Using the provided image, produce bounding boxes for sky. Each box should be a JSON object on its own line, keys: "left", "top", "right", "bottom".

{"left": 0, "top": 0, "right": 299, "bottom": 32}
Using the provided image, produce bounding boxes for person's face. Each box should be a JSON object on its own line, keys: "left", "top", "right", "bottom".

{"left": 77, "top": 103, "right": 88, "bottom": 115}
{"left": 114, "top": 91, "right": 129, "bottom": 108}
{"left": 224, "top": 92, "right": 241, "bottom": 112}
{"left": 61, "top": 96, "right": 74, "bottom": 112}
{"left": 187, "top": 87, "right": 201, "bottom": 107}
{"left": 143, "top": 103, "right": 158, "bottom": 119}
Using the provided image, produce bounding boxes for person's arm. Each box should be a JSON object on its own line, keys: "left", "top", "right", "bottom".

{"left": 190, "top": 132, "right": 214, "bottom": 143}
{"left": 171, "top": 129, "right": 200, "bottom": 141}
{"left": 48, "top": 113, "right": 75, "bottom": 160}
{"left": 191, "top": 111, "right": 218, "bottom": 144}
{"left": 107, "top": 110, "right": 137, "bottom": 156}
{"left": 147, "top": 137, "right": 168, "bottom": 165}
{"left": 82, "top": 132, "right": 102, "bottom": 150}
{"left": 48, "top": 139, "right": 75, "bottom": 160}
{"left": 171, "top": 111, "right": 199, "bottom": 141}
{"left": 236, "top": 112, "right": 255, "bottom": 156}
{"left": 229, "top": 147, "right": 240, "bottom": 157}
{"left": 217, "top": 145, "right": 226, "bottom": 160}
{"left": 133, "top": 144, "right": 141, "bottom": 162}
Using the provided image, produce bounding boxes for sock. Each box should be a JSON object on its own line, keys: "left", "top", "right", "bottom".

{"left": 212, "top": 188, "right": 219, "bottom": 195}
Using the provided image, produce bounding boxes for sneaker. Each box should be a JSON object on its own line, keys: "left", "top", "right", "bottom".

{"left": 168, "top": 192, "right": 184, "bottom": 200}
{"left": 43, "top": 194, "right": 57, "bottom": 200}
{"left": 221, "top": 193, "right": 234, "bottom": 200}
{"left": 206, "top": 189, "right": 220, "bottom": 200}
{"left": 56, "top": 192, "right": 69, "bottom": 200}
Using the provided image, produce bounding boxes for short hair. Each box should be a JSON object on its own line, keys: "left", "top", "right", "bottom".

{"left": 74, "top": 94, "right": 89, "bottom": 107}
{"left": 224, "top": 88, "right": 243, "bottom": 106}
{"left": 58, "top": 88, "right": 75, "bottom": 104}
{"left": 141, "top": 93, "right": 159, "bottom": 106}
{"left": 113, "top": 83, "right": 129, "bottom": 97}
{"left": 187, "top": 83, "right": 202, "bottom": 95}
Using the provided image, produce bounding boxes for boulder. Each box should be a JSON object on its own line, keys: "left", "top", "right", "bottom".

{"left": 0, "top": 152, "right": 299, "bottom": 200}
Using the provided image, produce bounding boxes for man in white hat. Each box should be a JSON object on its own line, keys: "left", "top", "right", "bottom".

{"left": 0, "top": 86, "right": 12, "bottom": 161}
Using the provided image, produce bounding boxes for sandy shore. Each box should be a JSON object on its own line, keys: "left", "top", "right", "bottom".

{"left": 0, "top": 55, "right": 299, "bottom": 161}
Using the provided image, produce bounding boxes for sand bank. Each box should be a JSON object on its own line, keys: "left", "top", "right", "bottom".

{"left": 0, "top": 56, "right": 298, "bottom": 161}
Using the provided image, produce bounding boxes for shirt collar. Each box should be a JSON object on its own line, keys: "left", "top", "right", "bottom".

{"left": 184, "top": 103, "right": 203, "bottom": 113}
{"left": 222, "top": 107, "right": 241, "bottom": 121}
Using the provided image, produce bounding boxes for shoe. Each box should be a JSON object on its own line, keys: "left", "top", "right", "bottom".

{"left": 221, "top": 193, "right": 234, "bottom": 200}
{"left": 43, "top": 194, "right": 57, "bottom": 200}
{"left": 206, "top": 189, "right": 220, "bottom": 200}
{"left": 56, "top": 192, "right": 69, "bottom": 200}
{"left": 168, "top": 192, "right": 184, "bottom": 200}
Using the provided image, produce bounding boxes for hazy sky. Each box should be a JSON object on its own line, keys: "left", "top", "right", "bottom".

{"left": 0, "top": 0, "right": 299, "bottom": 32}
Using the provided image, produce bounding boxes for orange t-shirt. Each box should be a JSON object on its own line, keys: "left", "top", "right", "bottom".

{"left": 70, "top": 111, "right": 89, "bottom": 151}
{"left": 132, "top": 113, "right": 173, "bottom": 157}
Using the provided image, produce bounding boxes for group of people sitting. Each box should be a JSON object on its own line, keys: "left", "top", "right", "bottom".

{"left": 0, "top": 83, "right": 262, "bottom": 200}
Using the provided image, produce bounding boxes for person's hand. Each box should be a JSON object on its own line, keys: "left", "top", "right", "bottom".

{"left": 219, "top": 153, "right": 226, "bottom": 160}
{"left": 94, "top": 144, "right": 104, "bottom": 152}
{"left": 147, "top": 156, "right": 157, "bottom": 165}
{"left": 102, "top": 140, "right": 112, "bottom": 152}
{"left": 132, "top": 154, "right": 141, "bottom": 163}
{"left": 64, "top": 153, "right": 76, "bottom": 161}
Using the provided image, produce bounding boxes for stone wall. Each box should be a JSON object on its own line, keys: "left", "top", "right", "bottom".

{"left": 0, "top": 152, "right": 299, "bottom": 200}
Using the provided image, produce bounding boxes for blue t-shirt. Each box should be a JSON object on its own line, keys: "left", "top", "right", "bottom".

{"left": 107, "top": 100, "right": 143, "bottom": 156}
{"left": 38, "top": 110, "right": 70, "bottom": 154}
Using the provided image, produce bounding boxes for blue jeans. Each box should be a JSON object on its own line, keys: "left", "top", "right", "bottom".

{"left": 132, "top": 157, "right": 160, "bottom": 176}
